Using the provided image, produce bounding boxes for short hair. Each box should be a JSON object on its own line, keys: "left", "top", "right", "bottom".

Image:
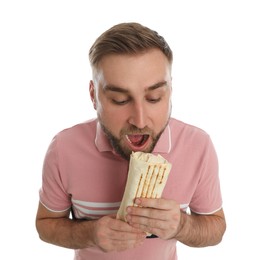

{"left": 89, "top": 22, "right": 173, "bottom": 69}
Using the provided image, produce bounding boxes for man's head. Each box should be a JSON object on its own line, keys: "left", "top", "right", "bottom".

{"left": 89, "top": 22, "right": 172, "bottom": 72}
{"left": 89, "top": 22, "right": 173, "bottom": 160}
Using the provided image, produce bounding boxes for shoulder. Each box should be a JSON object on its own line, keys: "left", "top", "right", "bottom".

{"left": 46, "top": 118, "right": 98, "bottom": 154}
{"left": 170, "top": 118, "right": 210, "bottom": 140}
{"left": 55, "top": 118, "right": 97, "bottom": 141}
{"left": 170, "top": 118, "right": 208, "bottom": 134}
{"left": 44, "top": 118, "right": 99, "bottom": 163}
{"left": 169, "top": 118, "right": 214, "bottom": 154}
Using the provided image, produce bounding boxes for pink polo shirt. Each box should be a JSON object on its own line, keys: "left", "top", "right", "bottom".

{"left": 39, "top": 118, "right": 222, "bottom": 260}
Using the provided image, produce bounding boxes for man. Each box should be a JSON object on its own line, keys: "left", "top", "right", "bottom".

{"left": 36, "top": 22, "right": 226, "bottom": 259}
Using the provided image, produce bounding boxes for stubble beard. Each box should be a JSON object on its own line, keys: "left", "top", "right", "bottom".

{"left": 99, "top": 120, "right": 169, "bottom": 161}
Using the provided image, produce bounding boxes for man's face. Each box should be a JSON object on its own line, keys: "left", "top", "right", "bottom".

{"left": 90, "top": 49, "right": 172, "bottom": 160}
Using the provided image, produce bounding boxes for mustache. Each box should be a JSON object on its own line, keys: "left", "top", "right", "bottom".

{"left": 120, "top": 125, "right": 153, "bottom": 135}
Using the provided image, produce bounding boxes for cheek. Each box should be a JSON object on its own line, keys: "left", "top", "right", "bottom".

{"left": 152, "top": 101, "right": 171, "bottom": 119}
{"left": 98, "top": 105, "right": 128, "bottom": 132}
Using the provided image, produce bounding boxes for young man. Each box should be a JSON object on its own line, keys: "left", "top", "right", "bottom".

{"left": 36, "top": 22, "right": 226, "bottom": 259}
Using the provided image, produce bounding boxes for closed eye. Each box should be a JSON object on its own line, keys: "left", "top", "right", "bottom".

{"left": 146, "top": 97, "right": 161, "bottom": 103}
{"left": 112, "top": 99, "right": 131, "bottom": 105}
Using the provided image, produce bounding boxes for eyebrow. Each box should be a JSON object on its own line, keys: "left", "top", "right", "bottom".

{"left": 103, "top": 81, "right": 168, "bottom": 93}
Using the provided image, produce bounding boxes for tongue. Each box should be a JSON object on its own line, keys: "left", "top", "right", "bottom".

{"left": 128, "top": 135, "right": 144, "bottom": 145}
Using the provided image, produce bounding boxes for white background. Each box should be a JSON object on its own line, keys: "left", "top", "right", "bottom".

{"left": 1, "top": 0, "right": 257, "bottom": 259}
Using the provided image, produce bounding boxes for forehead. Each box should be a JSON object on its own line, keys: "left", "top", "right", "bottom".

{"left": 95, "top": 49, "right": 171, "bottom": 89}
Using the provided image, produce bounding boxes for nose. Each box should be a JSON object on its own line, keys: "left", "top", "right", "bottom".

{"left": 128, "top": 103, "right": 148, "bottom": 129}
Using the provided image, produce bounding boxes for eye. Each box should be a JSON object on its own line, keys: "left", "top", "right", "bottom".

{"left": 112, "top": 99, "right": 130, "bottom": 105}
{"left": 146, "top": 97, "right": 161, "bottom": 103}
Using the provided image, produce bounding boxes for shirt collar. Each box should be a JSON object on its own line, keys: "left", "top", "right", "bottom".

{"left": 95, "top": 122, "right": 171, "bottom": 154}
{"left": 153, "top": 123, "right": 172, "bottom": 154}
{"left": 95, "top": 122, "right": 113, "bottom": 152}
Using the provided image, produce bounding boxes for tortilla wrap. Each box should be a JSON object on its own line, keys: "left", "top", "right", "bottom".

{"left": 117, "top": 151, "right": 172, "bottom": 222}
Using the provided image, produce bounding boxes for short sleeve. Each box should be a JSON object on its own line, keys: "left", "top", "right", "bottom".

{"left": 39, "top": 136, "right": 71, "bottom": 212}
{"left": 189, "top": 137, "right": 222, "bottom": 214}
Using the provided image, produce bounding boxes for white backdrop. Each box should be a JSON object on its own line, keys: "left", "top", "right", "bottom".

{"left": 1, "top": 0, "right": 257, "bottom": 259}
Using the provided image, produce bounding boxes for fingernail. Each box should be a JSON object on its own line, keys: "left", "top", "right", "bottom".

{"left": 135, "top": 198, "right": 141, "bottom": 205}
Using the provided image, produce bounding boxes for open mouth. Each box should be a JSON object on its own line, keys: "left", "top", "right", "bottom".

{"left": 126, "top": 134, "right": 150, "bottom": 148}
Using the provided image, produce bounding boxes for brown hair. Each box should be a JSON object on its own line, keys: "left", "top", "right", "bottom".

{"left": 89, "top": 22, "right": 173, "bottom": 69}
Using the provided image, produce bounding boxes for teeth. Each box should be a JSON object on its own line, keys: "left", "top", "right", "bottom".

{"left": 126, "top": 135, "right": 132, "bottom": 144}
{"left": 126, "top": 134, "right": 149, "bottom": 146}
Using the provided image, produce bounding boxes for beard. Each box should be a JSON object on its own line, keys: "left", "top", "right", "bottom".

{"left": 99, "top": 121, "right": 169, "bottom": 161}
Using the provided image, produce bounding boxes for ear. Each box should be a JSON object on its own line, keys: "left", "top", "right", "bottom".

{"left": 89, "top": 80, "right": 97, "bottom": 110}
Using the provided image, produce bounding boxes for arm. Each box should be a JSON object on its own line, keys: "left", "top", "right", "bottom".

{"left": 176, "top": 208, "right": 226, "bottom": 247}
{"left": 126, "top": 198, "right": 226, "bottom": 247}
{"left": 35, "top": 202, "right": 146, "bottom": 252}
{"left": 35, "top": 202, "right": 95, "bottom": 249}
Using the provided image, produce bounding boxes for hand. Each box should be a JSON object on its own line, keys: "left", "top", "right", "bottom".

{"left": 126, "top": 198, "right": 181, "bottom": 240}
{"left": 92, "top": 214, "right": 146, "bottom": 252}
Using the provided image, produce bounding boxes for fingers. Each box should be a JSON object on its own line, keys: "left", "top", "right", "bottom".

{"left": 127, "top": 198, "right": 179, "bottom": 220}
{"left": 92, "top": 199, "right": 181, "bottom": 253}
{"left": 127, "top": 206, "right": 169, "bottom": 221}
{"left": 126, "top": 198, "right": 181, "bottom": 240}
{"left": 134, "top": 197, "right": 176, "bottom": 210}
{"left": 108, "top": 224, "right": 146, "bottom": 241}
{"left": 103, "top": 228, "right": 145, "bottom": 252}
{"left": 111, "top": 215, "right": 147, "bottom": 234}
{"left": 94, "top": 215, "right": 146, "bottom": 252}
{"left": 126, "top": 213, "right": 179, "bottom": 240}
{"left": 126, "top": 209, "right": 171, "bottom": 236}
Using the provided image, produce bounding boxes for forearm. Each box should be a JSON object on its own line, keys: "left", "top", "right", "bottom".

{"left": 175, "top": 210, "right": 226, "bottom": 247}
{"left": 36, "top": 217, "right": 96, "bottom": 249}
